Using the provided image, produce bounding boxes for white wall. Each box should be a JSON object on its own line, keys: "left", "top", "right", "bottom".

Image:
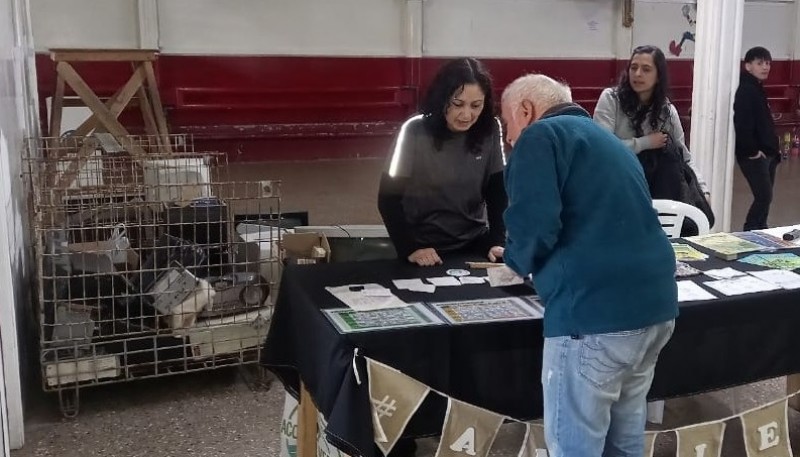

{"left": 1, "top": 347, "right": 6, "bottom": 457}
{"left": 633, "top": 1, "right": 795, "bottom": 59}
{"left": 0, "top": 134, "right": 11, "bottom": 457}
{"left": 0, "top": 0, "right": 36, "bottom": 450}
{"left": 31, "top": 0, "right": 408, "bottom": 56}
{"left": 423, "top": 0, "right": 617, "bottom": 58}
{"left": 158, "top": 0, "right": 405, "bottom": 56}
{"left": 28, "top": 0, "right": 799, "bottom": 60}
{"left": 741, "top": 2, "right": 795, "bottom": 59}
{"left": 30, "top": 0, "right": 138, "bottom": 50}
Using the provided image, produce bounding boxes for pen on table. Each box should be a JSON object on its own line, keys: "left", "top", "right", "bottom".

{"left": 782, "top": 229, "right": 800, "bottom": 241}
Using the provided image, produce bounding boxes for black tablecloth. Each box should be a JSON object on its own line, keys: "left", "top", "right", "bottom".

{"left": 261, "top": 247, "right": 800, "bottom": 457}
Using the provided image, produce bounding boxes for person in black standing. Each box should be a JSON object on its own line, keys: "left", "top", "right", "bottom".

{"left": 734, "top": 46, "right": 780, "bottom": 231}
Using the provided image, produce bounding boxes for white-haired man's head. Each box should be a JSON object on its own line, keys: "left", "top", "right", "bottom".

{"left": 501, "top": 74, "right": 572, "bottom": 146}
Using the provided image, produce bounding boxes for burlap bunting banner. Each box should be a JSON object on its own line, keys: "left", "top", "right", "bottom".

{"left": 517, "top": 423, "right": 548, "bottom": 457}
{"left": 357, "top": 356, "right": 800, "bottom": 457}
{"left": 366, "top": 358, "right": 431, "bottom": 456}
{"left": 741, "top": 399, "right": 793, "bottom": 457}
{"left": 645, "top": 431, "right": 659, "bottom": 457}
{"left": 676, "top": 421, "right": 726, "bottom": 457}
{"left": 435, "top": 398, "right": 505, "bottom": 457}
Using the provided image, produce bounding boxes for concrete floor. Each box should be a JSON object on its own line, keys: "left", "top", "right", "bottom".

{"left": 12, "top": 155, "right": 800, "bottom": 457}
{"left": 10, "top": 372, "right": 800, "bottom": 457}
{"left": 14, "top": 367, "right": 281, "bottom": 457}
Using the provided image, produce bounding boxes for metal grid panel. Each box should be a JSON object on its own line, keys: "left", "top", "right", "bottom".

{"left": 26, "top": 135, "right": 282, "bottom": 416}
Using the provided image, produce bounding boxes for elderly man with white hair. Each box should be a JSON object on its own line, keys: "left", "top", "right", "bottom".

{"left": 497, "top": 73, "right": 678, "bottom": 457}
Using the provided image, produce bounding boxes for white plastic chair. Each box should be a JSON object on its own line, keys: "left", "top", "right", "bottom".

{"left": 646, "top": 200, "right": 710, "bottom": 424}
{"left": 652, "top": 199, "right": 711, "bottom": 239}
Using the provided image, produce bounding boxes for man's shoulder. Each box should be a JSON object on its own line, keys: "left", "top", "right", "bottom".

{"left": 522, "top": 114, "right": 612, "bottom": 152}
{"left": 735, "top": 81, "right": 761, "bottom": 98}
{"left": 538, "top": 112, "right": 604, "bottom": 136}
{"left": 538, "top": 111, "right": 594, "bottom": 126}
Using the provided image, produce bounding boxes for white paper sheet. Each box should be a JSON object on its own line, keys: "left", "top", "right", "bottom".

{"left": 458, "top": 276, "right": 485, "bottom": 285}
{"left": 703, "top": 267, "right": 747, "bottom": 280}
{"left": 408, "top": 284, "right": 436, "bottom": 293}
{"left": 363, "top": 287, "right": 393, "bottom": 297}
{"left": 427, "top": 276, "right": 462, "bottom": 287}
{"left": 391, "top": 278, "right": 437, "bottom": 292}
{"left": 487, "top": 265, "right": 525, "bottom": 287}
{"left": 393, "top": 278, "right": 426, "bottom": 290}
{"left": 325, "top": 284, "right": 409, "bottom": 311}
{"left": 677, "top": 281, "right": 717, "bottom": 302}
{"left": 755, "top": 225, "right": 800, "bottom": 246}
{"left": 748, "top": 269, "right": 800, "bottom": 290}
{"left": 703, "top": 276, "right": 782, "bottom": 296}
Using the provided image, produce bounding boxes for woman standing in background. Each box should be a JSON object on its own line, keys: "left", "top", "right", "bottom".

{"left": 594, "top": 45, "right": 710, "bottom": 202}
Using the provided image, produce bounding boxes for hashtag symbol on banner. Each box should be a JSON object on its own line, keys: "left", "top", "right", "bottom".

{"left": 373, "top": 395, "right": 398, "bottom": 418}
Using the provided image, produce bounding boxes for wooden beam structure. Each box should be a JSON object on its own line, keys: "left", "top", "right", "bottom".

{"left": 47, "top": 48, "right": 172, "bottom": 156}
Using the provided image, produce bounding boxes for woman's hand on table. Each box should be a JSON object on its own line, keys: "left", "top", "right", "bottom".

{"left": 408, "top": 248, "right": 443, "bottom": 266}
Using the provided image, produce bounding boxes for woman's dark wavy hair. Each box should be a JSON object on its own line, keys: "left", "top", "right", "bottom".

{"left": 421, "top": 58, "right": 496, "bottom": 153}
{"left": 616, "top": 45, "right": 671, "bottom": 134}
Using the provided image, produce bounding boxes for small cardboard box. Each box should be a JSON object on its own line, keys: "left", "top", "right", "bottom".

{"left": 280, "top": 233, "right": 331, "bottom": 264}
{"left": 263, "top": 233, "right": 331, "bottom": 305}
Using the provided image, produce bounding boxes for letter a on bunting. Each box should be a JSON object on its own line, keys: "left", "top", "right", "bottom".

{"left": 435, "top": 398, "right": 505, "bottom": 457}
{"left": 676, "top": 422, "right": 726, "bottom": 457}
{"left": 366, "top": 358, "right": 431, "bottom": 456}
{"left": 741, "top": 399, "right": 793, "bottom": 457}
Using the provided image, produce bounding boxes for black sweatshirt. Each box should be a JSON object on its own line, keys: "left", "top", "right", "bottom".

{"left": 734, "top": 71, "right": 780, "bottom": 160}
{"left": 377, "top": 115, "right": 508, "bottom": 259}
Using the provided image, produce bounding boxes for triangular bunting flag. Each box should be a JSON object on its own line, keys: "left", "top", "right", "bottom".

{"left": 644, "top": 431, "right": 658, "bottom": 457}
{"left": 517, "top": 423, "right": 548, "bottom": 457}
{"left": 741, "top": 399, "right": 793, "bottom": 457}
{"left": 676, "top": 421, "right": 726, "bottom": 457}
{"left": 366, "top": 358, "right": 431, "bottom": 456}
{"left": 435, "top": 398, "right": 505, "bottom": 457}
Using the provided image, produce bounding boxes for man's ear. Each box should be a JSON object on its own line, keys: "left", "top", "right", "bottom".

{"left": 521, "top": 99, "right": 537, "bottom": 126}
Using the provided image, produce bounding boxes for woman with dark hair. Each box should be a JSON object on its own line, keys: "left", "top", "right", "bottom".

{"left": 594, "top": 45, "right": 709, "bottom": 198}
{"left": 378, "top": 57, "right": 507, "bottom": 268}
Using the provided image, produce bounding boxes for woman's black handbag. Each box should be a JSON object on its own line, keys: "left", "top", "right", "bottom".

{"left": 678, "top": 157, "right": 715, "bottom": 229}
{"left": 638, "top": 136, "right": 715, "bottom": 235}
{"left": 637, "top": 142, "right": 684, "bottom": 202}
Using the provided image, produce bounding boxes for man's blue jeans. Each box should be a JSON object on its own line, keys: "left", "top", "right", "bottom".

{"left": 541, "top": 320, "right": 675, "bottom": 457}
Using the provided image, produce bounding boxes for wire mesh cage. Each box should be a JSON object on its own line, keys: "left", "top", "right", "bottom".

{"left": 26, "top": 134, "right": 283, "bottom": 416}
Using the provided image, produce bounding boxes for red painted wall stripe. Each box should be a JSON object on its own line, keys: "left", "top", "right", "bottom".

{"left": 35, "top": 54, "right": 799, "bottom": 161}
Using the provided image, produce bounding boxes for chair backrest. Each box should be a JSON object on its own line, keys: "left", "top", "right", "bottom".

{"left": 652, "top": 199, "right": 711, "bottom": 238}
